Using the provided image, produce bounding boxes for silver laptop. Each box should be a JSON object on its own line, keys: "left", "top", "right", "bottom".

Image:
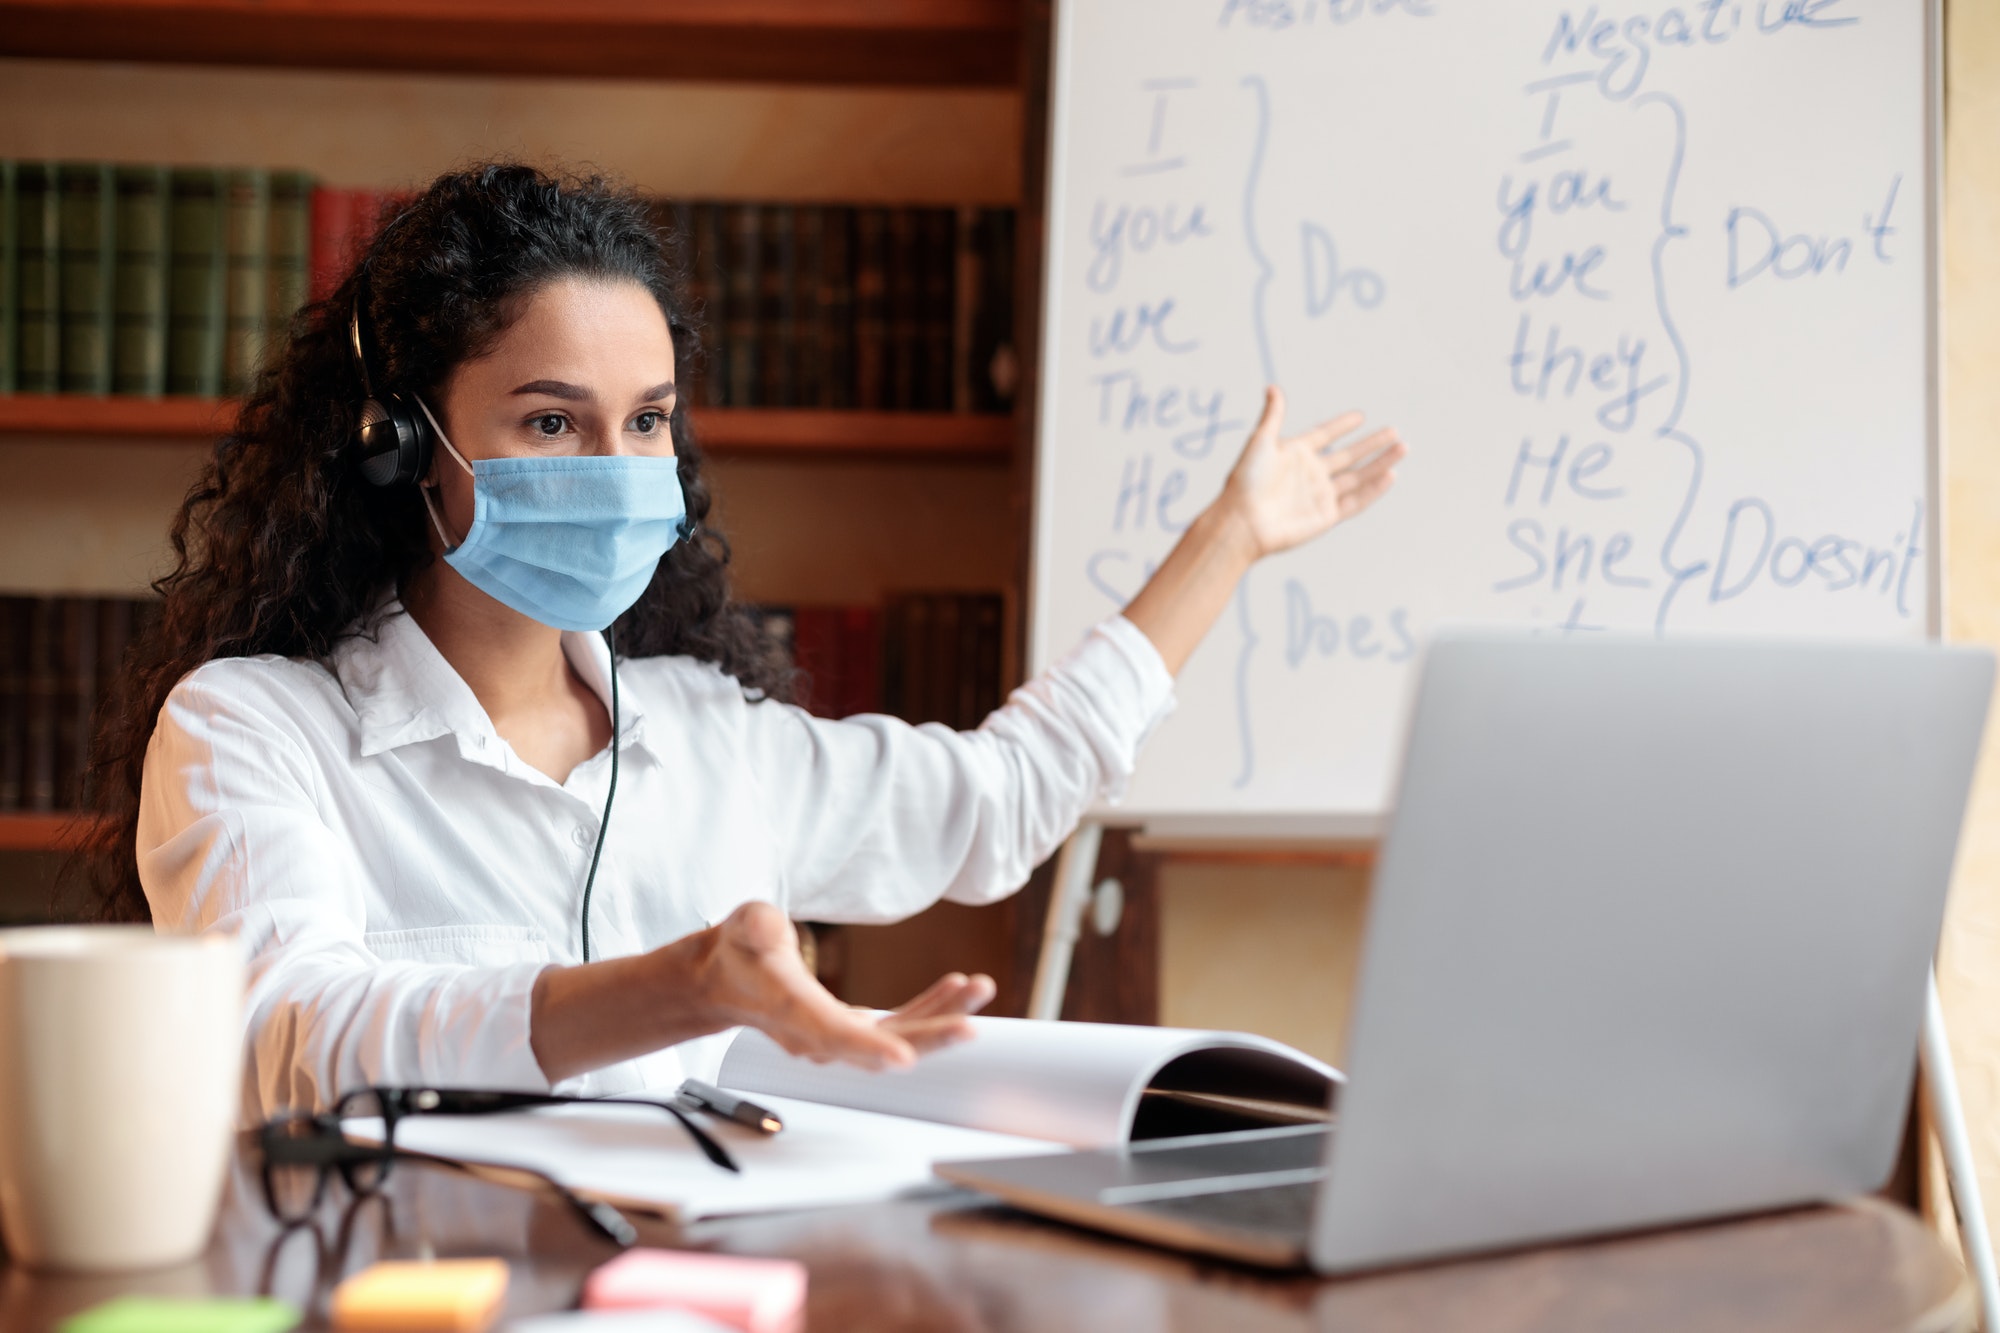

{"left": 938, "top": 632, "right": 1993, "bottom": 1272}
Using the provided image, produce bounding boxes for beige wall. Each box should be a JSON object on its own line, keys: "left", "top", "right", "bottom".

{"left": 1939, "top": 0, "right": 2000, "bottom": 1269}
{"left": 1158, "top": 861, "right": 1369, "bottom": 1066}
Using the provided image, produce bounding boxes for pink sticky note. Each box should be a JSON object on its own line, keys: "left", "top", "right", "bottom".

{"left": 580, "top": 1249, "right": 806, "bottom": 1333}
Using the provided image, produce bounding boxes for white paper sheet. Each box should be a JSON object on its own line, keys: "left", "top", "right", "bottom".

{"left": 717, "top": 1016, "right": 1340, "bottom": 1148}
{"left": 379, "top": 1095, "right": 1067, "bottom": 1221}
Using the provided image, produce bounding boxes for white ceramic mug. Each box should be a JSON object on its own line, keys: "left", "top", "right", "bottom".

{"left": 0, "top": 926, "right": 245, "bottom": 1272}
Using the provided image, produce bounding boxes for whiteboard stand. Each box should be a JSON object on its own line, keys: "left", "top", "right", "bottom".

{"left": 1922, "top": 969, "right": 2000, "bottom": 1329}
{"left": 1027, "top": 820, "right": 1104, "bottom": 1021}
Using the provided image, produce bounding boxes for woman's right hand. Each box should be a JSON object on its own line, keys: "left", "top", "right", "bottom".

{"left": 693, "top": 901, "right": 994, "bottom": 1070}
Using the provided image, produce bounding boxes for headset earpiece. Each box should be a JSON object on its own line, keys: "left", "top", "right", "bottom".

{"left": 348, "top": 298, "right": 435, "bottom": 489}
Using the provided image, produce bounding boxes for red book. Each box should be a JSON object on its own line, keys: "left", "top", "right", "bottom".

{"left": 837, "top": 606, "right": 882, "bottom": 717}
{"left": 790, "top": 606, "right": 840, "bottom": 718}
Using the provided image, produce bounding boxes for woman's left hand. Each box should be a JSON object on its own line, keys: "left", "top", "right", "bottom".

{"left": 1216, "top": 384, "right": 1405, "bottom": 559}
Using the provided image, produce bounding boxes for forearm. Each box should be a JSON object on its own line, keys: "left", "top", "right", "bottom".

{"left": 529, "top": 929, "right": 725, "bottom": 1084}
{"left": 1121, "top": 501, "right": 1261, "bottom": 676}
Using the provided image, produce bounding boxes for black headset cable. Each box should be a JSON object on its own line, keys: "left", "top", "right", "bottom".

{"left": 579, "top": 624, "right": 620, "bottom": 964}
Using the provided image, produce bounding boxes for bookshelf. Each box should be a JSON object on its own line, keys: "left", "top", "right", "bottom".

{"left": 0, "top": 396, "right": 1014, "bottom": 462}
{"left": 0, "top": 5, "right": 1077, "bottom": 1018}
{"left": 0, "top": 0, "right": 1022, "bottom": 87}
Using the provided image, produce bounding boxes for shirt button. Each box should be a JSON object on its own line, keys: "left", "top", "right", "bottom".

{"left": 572, "top": 825, "right": 595, "bottom": 849}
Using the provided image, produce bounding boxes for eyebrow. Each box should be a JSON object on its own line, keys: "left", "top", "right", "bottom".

{"left": 509, "top": 380, "right": 677, "bottom": 403}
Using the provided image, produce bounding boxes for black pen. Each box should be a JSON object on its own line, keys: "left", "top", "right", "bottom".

{"left": 678, "top": 1078, "right": 785, "bottom": 1134}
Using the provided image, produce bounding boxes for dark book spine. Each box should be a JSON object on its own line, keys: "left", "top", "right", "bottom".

{"left": 898, "top": 594, "right": 938, "bottom": 724}
{"left": 792, "top": 205, "right": 823, "bottom": 411}
{"left": 223, "top": 168, "right": 271, "bottom": 396}
{"left": 725, "top": 203, "right": 762, "bottom": 407}
{"left": 932, "top": 593, "right": 963, "bottom": 728}
{"left": 54, "top": 598, "right": 97, "bottom": 810}
{"left": 0, "top": 597, "right": 28, "bottom": 812}
{"left": 952, "top": 206, "right": 979, "bottom": 414}
{"left": 265, "top": 170, "right": 314, "bottom": 363}
{"left": 975, "top": 208, "right": 1019, "bottom": 412}
{"left": 690, "top": 202, "right": 726, "bottom": 408}
{"left": 308, "top": 185, "right": 354, "bottom": 306}
{"left": 15, "top": 163, "right": 61, "bottom": 393}
{"left": 818, "top": 207, "right": 854, "bottom": 410}
{"left": 57, "top": 162, "right": 115, "bottom": 395}
{"left": 886, "top": 208, "right": 921, "bottom": 411}
{"left": 167, "top": 167, "right": 227, "bottom": 396}
{"left": 840, "top": 606, "right": 882, "bottom": 717}
{"left": 853, "top": 207, "right": 888, "bottom": 410}
{"left": 91, "top": 597, "right": 136, "bottom": 807}
{"left": 23, "top": 597, "right": 56, "bottom": 813}
{"left": 0, "top": 161, "right": 15, "bottom": 394}
{"left": 761, "top": 202, "right": 795, "bottom": 408}
{"left": 112, "top": 164, "right": 170, "bottom": 397}
{"left": 880, "top": 596, "right": 906, "bottom": 721}
{"left": 966, "top": 593, "right": 1004, "bottom": 727}
{"left": 920, "top": 208, "right": 956, "bottom": 412}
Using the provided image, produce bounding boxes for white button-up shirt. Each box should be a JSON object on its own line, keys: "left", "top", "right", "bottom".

{"left": 138, "top": 604, "right": 1175, "bottom": 1123}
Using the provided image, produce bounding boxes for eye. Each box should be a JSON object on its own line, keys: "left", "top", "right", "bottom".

{"left": 633, "top": 409, "right": 668, "bottom": 436}
{"left": 531, "top": 413, "right": 569, "bottom": 438}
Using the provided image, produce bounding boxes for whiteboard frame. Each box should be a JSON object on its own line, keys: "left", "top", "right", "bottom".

{"left": 1025, "top": 0, "right": 1946, "bottom": 840}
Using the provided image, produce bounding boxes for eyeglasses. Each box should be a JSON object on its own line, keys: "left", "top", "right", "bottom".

{"left": 259, "top": 1086, "right": 741, "bottom": 1240}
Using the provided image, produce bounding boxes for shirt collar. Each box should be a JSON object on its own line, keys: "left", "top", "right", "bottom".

{"left": 333, "top": 602, "right": 648, "bottom": 761}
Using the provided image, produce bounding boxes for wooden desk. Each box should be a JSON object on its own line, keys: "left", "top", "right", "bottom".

{"left": 0, "top": 1139, "right": 1974, "bottom": 1332}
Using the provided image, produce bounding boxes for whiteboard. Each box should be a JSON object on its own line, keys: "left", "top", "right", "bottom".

{"left": 1028, "top": 0, "right": 1938, "bottom": 823}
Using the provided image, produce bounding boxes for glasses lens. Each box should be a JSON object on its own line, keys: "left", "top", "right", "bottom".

{"left": 260, "top": 1114, "right": 329, "bottom": 1224}
{"left": 333, "top": 1089, "right": 395, "bottom": 1194}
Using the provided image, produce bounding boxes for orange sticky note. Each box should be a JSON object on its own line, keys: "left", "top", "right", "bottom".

{"left": 330, "top": 1258, "right": 510, "bottom": 1332}
{"left": 582, "top": 1249, "right": 805, "bottom": 1333}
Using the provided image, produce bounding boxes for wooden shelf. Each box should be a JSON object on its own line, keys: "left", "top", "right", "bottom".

{"left": 0, "top": 813, "right": 101, "bottom": 853}
{"left": 0, "top": 0, "right": 1021, "bottom": 86}
{"left": 0, "top": 396, "right": 1015, "bottom": 462}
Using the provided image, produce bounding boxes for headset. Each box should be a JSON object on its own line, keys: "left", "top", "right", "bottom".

{"left": 347, "top": 300, "right": 435, "bottom": 490}
{"left": 348, "top": 294, "right": 621, "bottom": 963}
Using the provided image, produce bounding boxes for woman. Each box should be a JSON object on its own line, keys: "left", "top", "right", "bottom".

{"left": 81, "top": 164, "right": 1404, "bottom": 1120}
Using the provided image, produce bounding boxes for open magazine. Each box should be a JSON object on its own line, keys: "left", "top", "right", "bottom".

{"left": 384, "top": 1018, "right": 1340, "bottom": 1221}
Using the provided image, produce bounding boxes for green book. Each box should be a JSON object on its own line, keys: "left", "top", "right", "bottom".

{"left": 222, "top": 167, "right": 270, "bottom": 396}
{"left": 0, "top": 162, "right": 14, "bottom": 393}
{"left": 16, "top": 162, "right": 61, "bottom": 393}
{"left": 264, "top": 169, "right": 312, "bottom": 362}
{"left": 167, "top": 167, "right": 226, "bottom": 397}
{"left": 58, "top": 162, "right": 115, "bottom": 395}
{"left": 112, "top": 164, "right": 170, "bottom": 397}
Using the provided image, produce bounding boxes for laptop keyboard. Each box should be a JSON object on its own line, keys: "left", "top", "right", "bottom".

{"left": 1103, "top": 1125, "right": 1330, "bottom": 1245}
{"left": 1126, "top": 1178, "right": 1320, "bottom": 1243}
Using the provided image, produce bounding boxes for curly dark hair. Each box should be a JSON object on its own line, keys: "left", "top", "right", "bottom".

{"left": 69, "top": 162, "right": 790, "bottom": 923}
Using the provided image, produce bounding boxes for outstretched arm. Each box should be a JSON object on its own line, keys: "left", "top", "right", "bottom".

{"left": 1123, "top": 384, "right": 1405, "bottom": 674}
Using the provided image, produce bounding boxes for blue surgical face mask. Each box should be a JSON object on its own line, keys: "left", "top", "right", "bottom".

{"left": 416, "top": 397, "right": 688, "bottom": 632}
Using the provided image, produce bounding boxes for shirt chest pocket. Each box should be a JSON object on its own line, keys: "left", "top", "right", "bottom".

{"left": 362, "top": 923, "right": 551, "bottom": 967}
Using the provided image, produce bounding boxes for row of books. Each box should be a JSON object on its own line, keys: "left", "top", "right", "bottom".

{"left": 752, "top": 591, "right": 1005, "bottom": 729}
{"left": 651, "top": 202, "right": 1018, "bottom": 414}
{"left": 0, "top": 161, "right": 1019, "bottom": 416}
{"left": 0, "top": 591, "right": 1005, "bottom": 813}
{"left": 0, "top": 596, "right": 161, "bottom": 813}
{"left": 0, "top": 163, "right": 312, "bottom": 398}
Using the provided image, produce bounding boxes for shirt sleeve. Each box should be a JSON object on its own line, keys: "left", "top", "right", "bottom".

{"left": 743, "top": 614, "right": 1176, "bottom": 922}
{"left": 139, "top": 667, "right": 555, "bottom": 1123}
